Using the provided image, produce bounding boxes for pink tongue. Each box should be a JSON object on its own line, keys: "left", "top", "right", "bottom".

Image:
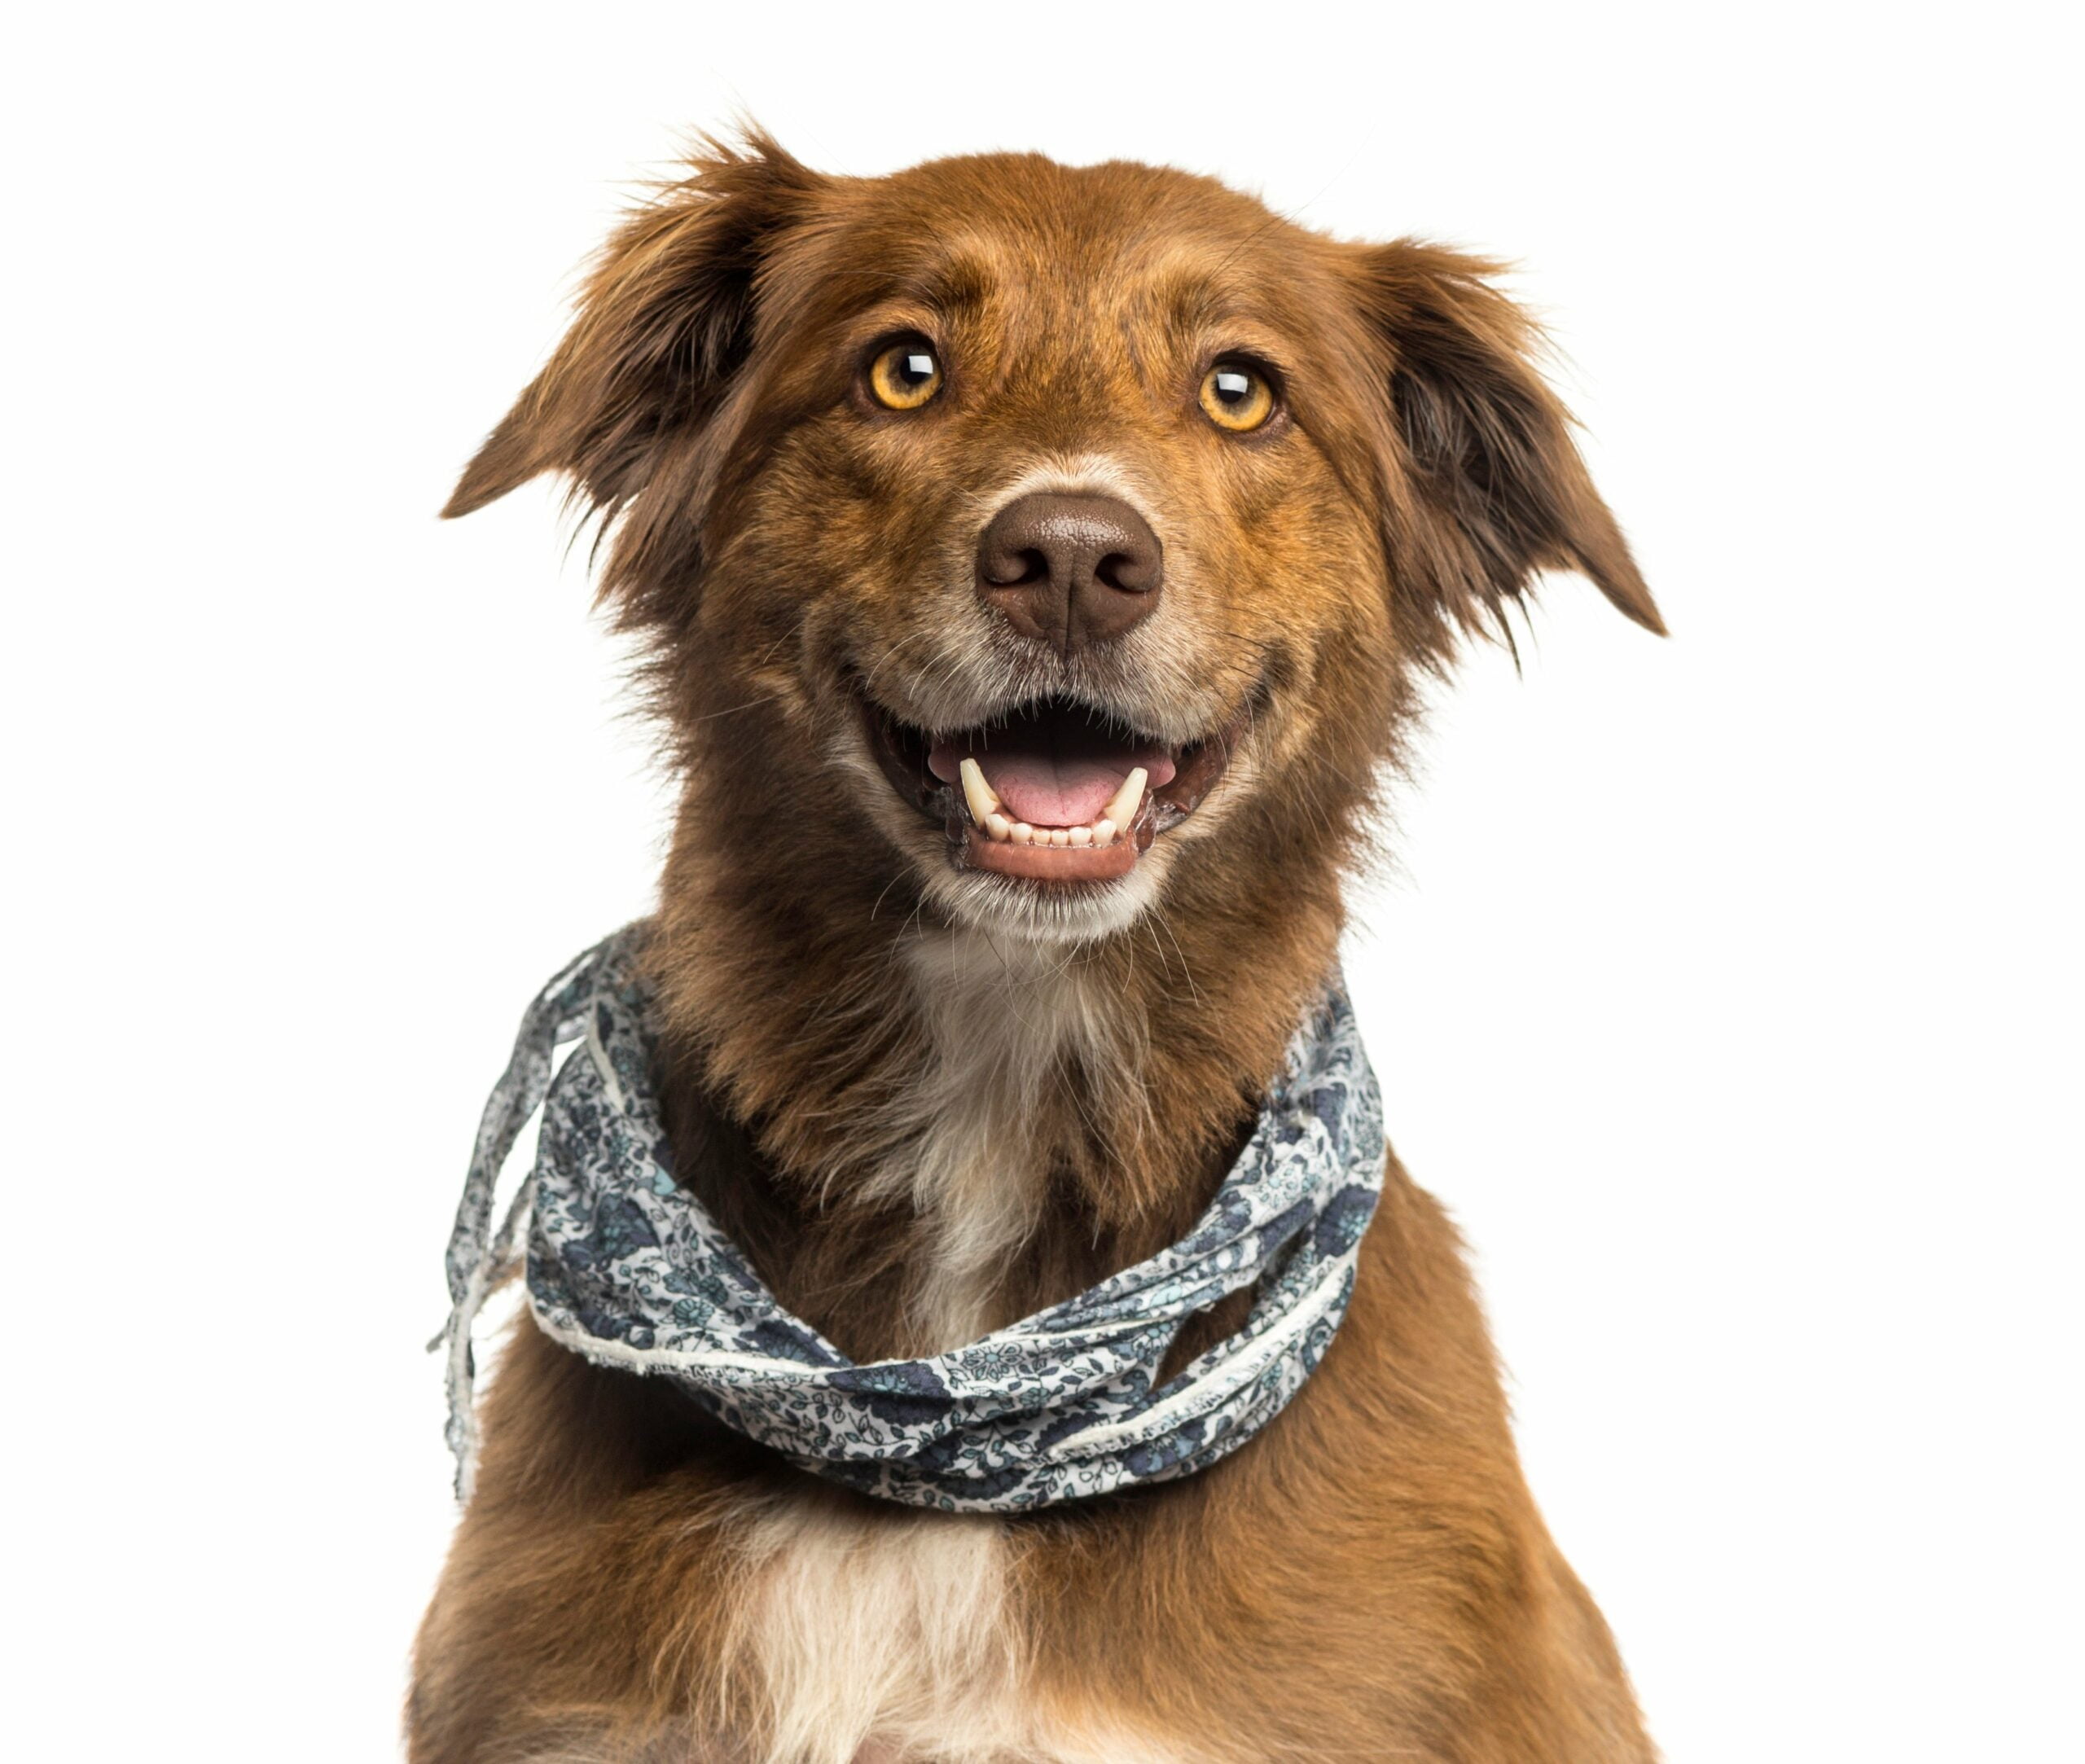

{"left": 975, "top": 752, "right": 1128, "bottom": 827}
{"left": 928, "top": 731, "right": 1176, "bottom": 828}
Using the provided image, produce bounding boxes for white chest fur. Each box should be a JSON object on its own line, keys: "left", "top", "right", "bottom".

{"left": 872, "top": 929, "right": 1140, "bottom": 1353}
{"left": 731, "top": 1501, "right": 1018, "bottom": 1762}
{"left": 720, "top": 933, "right": 1169, "bottom": 1762}
{"left": 729, "top": 1499, "right": 1179, "bottom": 1764}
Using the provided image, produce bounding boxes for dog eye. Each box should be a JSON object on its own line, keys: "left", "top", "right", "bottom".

{"left": 1198, "top": 361, "right": 1275, "bottom": 434}
{"left": 867, "top": 340, "right": 945, "bottom": 411}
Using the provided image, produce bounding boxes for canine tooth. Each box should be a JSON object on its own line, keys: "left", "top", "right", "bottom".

{"left": 958, "top": 757, "right": 1001, "bottom": 825}
{"left": 1011, "top": 822, "right": 1035, "bottom": 845}
{"left": 985, "top": 811, "right": 1012, "bottom": 841}
{"left": 1091, "top": 818, "right": 1117, "bottom": 846}
{"left": 1069, "top": 825, "right": 1093, "bottom": 847}
{"left": 1100, "top": 767, "right": 1147, "bottom": 831}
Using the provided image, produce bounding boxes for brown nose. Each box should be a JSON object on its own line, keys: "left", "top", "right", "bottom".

{"left": 976, "top": 493, "right": 1162, "bottom": 657}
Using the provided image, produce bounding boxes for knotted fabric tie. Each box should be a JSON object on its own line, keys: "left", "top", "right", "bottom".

{"left": 438, "top": 924, "right": 1385, "bottom": 1512}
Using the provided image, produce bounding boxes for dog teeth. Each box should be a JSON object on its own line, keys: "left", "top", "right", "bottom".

{"left": 1100, "top": 767, "right": 1147, "bottom": 831}
{"left": 958, "top": 757, "right": 1002, "bottom": 825}
{"left": 968, "top": 774, "right": 1146, "bottom": 851}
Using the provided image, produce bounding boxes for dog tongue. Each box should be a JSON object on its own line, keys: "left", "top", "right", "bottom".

{"left": 928, "top": 725, "right": 1175, "bottom": 827}
{"left": 972, "top": 751, "right": 1135, "bottom": 827}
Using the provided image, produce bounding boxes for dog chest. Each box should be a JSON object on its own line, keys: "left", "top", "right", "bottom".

{"left": 733, "top": 1500, "right": 1181, "bottom": 1764}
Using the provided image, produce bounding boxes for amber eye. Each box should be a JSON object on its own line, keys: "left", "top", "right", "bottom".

{"left": 1198, "top": 360, "right": 1275, "bottom": 433}
{"left": 867, "top": 340, "right": 945, "bottom": 410}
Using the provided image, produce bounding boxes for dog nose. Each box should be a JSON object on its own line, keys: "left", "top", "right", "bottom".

{"left": 976, "top": 493, "right": 1162, "bottom": 657}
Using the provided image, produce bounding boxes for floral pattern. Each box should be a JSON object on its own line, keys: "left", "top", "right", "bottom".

{"left": 440, "top": 924, "right": 1386, "bottom": 1512}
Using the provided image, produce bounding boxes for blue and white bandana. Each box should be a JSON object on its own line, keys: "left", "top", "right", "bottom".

{"left": 439, "top": 925, "right": 1386, "bottom": 1513}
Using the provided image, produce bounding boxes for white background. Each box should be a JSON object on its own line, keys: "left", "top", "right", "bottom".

{"left": 7, "top": 4, "right": 2078, "bottom": 1759}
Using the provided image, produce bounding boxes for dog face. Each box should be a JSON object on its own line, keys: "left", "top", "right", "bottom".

{"left": 449, "top": 136, "right": 1658, "bottom": 946}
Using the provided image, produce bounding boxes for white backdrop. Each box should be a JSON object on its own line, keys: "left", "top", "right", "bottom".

{"left": 7, "top": 4, "right": 2078, "bottom": 1759}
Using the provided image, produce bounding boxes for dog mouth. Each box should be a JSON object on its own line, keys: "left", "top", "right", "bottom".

{"left": 859, "top": 688, "right": 1252, "bottom": 883}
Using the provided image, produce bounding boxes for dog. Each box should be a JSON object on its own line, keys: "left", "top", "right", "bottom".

{"left": 411, "top": 130, "right": 1664, "bottom": 1764}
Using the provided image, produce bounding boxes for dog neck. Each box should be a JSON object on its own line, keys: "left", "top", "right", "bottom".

{"left": 645, "top": 813, "right": 1347, "bottom": 1362}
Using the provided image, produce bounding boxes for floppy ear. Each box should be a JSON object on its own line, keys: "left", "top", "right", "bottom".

{"left": 442, "top": 129, "right": 819, "bottom": 522}
{"left": 1353, "top": 242, "right": 1663, "bottom": 652}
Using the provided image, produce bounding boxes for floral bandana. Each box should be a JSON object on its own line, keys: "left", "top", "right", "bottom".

{"left": 439, "top": 925, "right": 1386, "bottom": 1513}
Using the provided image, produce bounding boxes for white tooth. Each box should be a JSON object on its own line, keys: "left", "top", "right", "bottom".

{"left": 1011, "top": 822, "right": 1035, "bottom": 845}
{"left": 1091, "top": 818, "right": 1117, "bottom": 846}
{"left": 1049, "top": 828, "right": 1069, "bottom": 847}
{"left": 985, "top": 811, "right": 1012, "bottom": 841}
{"left": 1100, "top": 766, "right": 1147, "bottom": 831}
{"left": 1068, "top": 825, "right": 1093, "bottom": 847}
{"left": 958, "top": 757, "right": 1001, "bottom": 825}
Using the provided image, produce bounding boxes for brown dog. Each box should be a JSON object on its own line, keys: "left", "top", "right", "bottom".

{"left": 412, "top": 131, "right": 1663, "bottom": 1764}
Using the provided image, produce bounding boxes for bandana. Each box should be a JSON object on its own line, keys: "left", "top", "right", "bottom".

{"left": 439, "top": 925, "right": 1385, "bottom": 1513}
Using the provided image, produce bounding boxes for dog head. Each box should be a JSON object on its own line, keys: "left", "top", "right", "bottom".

{"left": 448, "top": 134, "right": 1659, "bottom": 948}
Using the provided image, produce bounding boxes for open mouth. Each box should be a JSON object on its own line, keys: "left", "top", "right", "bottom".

{"left": 861, "top": 690, "right": 1251, "bottom": 883}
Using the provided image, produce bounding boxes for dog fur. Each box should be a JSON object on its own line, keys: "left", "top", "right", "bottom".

{"left": 411, "top": 132, "right": 1663, "bottom": 1763}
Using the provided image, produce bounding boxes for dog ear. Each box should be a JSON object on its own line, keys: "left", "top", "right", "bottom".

{"left": 442, "top": 130, "right": 819, "bottom": 522}
{"left": 1352, "top": 242, "right": 1663, "bottom": 653}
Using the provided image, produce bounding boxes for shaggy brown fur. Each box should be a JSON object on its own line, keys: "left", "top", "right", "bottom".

{"left": 412, "top": 132, "right": 1662, "bottom": 1763}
